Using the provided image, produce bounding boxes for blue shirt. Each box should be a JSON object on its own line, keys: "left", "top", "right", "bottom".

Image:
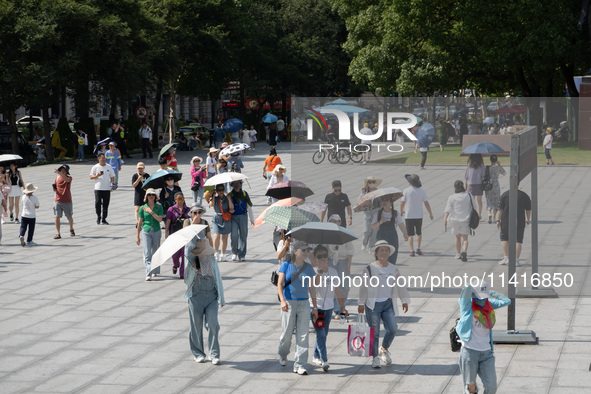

{"left": 105, "top": 149, "right": 122, "bottom": 174}
{"left": 279, "top": 261, "right": 316, "bottom": 300}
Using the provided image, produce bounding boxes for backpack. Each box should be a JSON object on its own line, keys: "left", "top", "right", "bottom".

{"left": 231, "top": 190, "right": 248, "bottom": 215}
{"left": 450, "top": 318, "right": 462, "bottom": 352}
{"left": 482, "top": 165, "right": 493, "bottom": 192}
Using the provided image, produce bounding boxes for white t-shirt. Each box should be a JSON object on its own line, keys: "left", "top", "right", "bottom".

{"left": 20, "top": 194, "right": 40, "bottom": 218}
{"left": 373, "top": 264, "right": 395, "bottom": 302}
{"left": 327, "top": 242, "right": 354, "bottom": 264}
{"left": 360, "top": 127, "right": 373, "bottom": 144}
{"left": 206, "top": 156, "right": 218, "bottom": 174}
{"left": 463, "top": 316, "right": 491, "bottom": 351}
{"left": 310, "top": 267, "right": 338, "bottom": 310}
{"left": 90, "top": 164, "right": 115, "bottom": 191}
{"left": 401, "top": 187, "right": 429, "bottom": 219}
{"left": 543, "top": 134, "right": 552, "bottom": 149}
{"left": 371, "top": 210, "right": 403, "bottom": 226}
{"left": 444, "top": 192, "right": 473, "bottom": 222}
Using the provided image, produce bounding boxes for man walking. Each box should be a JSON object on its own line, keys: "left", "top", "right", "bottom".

{"left": 320, "top": 180, "right": 353, "bottom": 228}
{"left": 228, "top": 181, "right": 254, "bottom": 261}
{"left": 497, "top": 188, "right": 531, "bottom": 265}
{"left": 140, "top": 122, "right": 153, "bottom": 159}
{"left": 400, "top": 174, "right": 434, "bottom": 256}
{"left": 90, "top": 153, "right": 116, "bottom": 225}
{"left": 53, "top": 164, "right": 75, "bottom": 238}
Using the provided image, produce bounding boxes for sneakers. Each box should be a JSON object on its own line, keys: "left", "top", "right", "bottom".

{"left": 488, "top": 214, "right": 493, "bottom": 224}
{"left": 26, "top": 241, "right": 37, "bottom": 246}
{"left": 20, "top": 236, "right": 25, "bottom": 247}
{"left": 322, "top": 361, "right": 330, "bottom": 371}
{"left": 293, "top": 366, "right": 308, "bottom": 375}
{"left": 499, "top": 257, "right": 508, "bottom": 265}
{"left": 455, "top": 253, "right": 462, "bottom": 259}
{"left": 361, "top": 245, "right": 367, "bottom": 251}
{"left": 211, "top": 358, "right": 221, "bottom": 365}
{"left": 101, "top": 219, "right": 109, "bottom": 225}
{"left": 231, "top": 254, "right": 238, "bottom": 261}
{"left": 409, "top": 251, "right": 415, "bottom": 257}
{"left": 145, "top": 276, "right": 151, "bottom": 281}
{"left": 371, "top": 356, "right": 381, "bottom": 368}
{"left": 362, "top": 160, "right": 367, "bottom": 165}
{"left": 460, "top": 252, "right": 468, "bottom": 262}
{"left": 416, "top": 248, "right": 423, "bottom": 256}
{"left": 312, "top": 358, "right": 322, "bottom": 366}
{"left": 172, "top": 267, "right": 178, "bottom": 274}
{"left": 379, "top": 348, "right": 392, "bottom": 365}
{"left": 219, "top": 254, "right": 227, "bottom": 262}
{"left": 10, "top": 213, "right": 13, "bottom": 221}
{"left": 279, "top": 357, "right": 287, "bottom": 366}
{"left": 14, "top": 218, "right": 19, "bottom": 224}
{"left": 239, "top": 257, "right": 245, "bottom": 262}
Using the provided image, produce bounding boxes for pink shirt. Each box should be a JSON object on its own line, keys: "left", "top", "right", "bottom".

{"left": 190, "top": 166, "right": 207, "bottom": 188}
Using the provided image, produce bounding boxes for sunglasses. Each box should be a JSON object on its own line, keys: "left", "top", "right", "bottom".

{"left": 299, "top": 247, "right": 312, "bottom": 252}
{"left": 192, "top": 210, "right": 204, "bottom": 215}
{"left": 166, "top": 179, "right": 174, "bottom": 182}
{"left": 333, "top": 188, "right": 342, "bottom": 192}
{"left": 193, "top": 160, "right": 201, "bottom": 163}
{"left": 368, "top": 180, "right": 376, "bottom": 184}
{"left": 315, "top": 254, "right": 328, "bottom": 259}
{"left": 176, "top": 197, "right": 184, "bottom": 201}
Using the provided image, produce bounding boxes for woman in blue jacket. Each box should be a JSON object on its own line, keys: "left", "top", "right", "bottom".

{"left": 457, "top": 282, "right": 510, "bottom": 394}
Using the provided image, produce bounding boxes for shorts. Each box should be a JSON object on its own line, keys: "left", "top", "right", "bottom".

{"left": 405, "top": 218, "right": 423, "bottom": 236}
{"left": 54, "top": 201, "right": 73, "bottom": 219}
{"left": 8, "top": 186, "right": 21, "bottom": 198}
{"left": 545, "top": 148, "right": 552, "bottom": 159}
{"left": 449, "top": 220, "right": 469, "bottom": 236}
{"left": 467, "top": 183, "right": 483, "bottom": 196}
{"left": 500, "top": 224, "right": 525, "bottom": 243}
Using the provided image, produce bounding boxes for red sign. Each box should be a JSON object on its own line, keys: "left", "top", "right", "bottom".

{"left": 136, "top": 106, "right": 148, "bottom": 119}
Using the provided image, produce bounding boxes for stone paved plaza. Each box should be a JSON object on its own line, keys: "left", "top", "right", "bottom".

{"left": 1, "top": 142, "right": 591, "bottom": 393}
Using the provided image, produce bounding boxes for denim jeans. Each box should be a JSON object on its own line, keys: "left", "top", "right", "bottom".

{"left": 459, "top": 347, "right": 497, "bottom": 394}
{"left": 365, "top": 298, "right": 398, "bottom": 357}
{"left": 141, "top": 228, "right": 161, "bottom": 276}
{"left": 230, "top": 213, "right": 248, "bottom": 258}
{"left": 19, "top": 217, "right": 36, "bottom": 242}
{"left": 192, "top": 188, "right": 204, "bottom": 206}
{"left": 78, "top": 144, "right": 84, "bottom": 161}
{"left": 188, "top": 275, "right": 220, "bottom": 359}
{"left": 333, "top": 258, "right": 350, "bottom": 309}
{"left": 311, "top": 308, "right": 333, "bottom": 362}
{"left": 278, "top": 299, "right": 310, "bottom": 368}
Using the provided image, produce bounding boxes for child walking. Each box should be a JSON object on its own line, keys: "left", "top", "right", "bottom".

{"left": 20, "top": 183, "right": 40, "bottom": 247}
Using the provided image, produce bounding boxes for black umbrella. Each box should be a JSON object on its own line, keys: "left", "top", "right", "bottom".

{"left": 142, "top": 170, "right": 183, "bottom": 190}
{"left": 93, "top": 137, "right": 111, "bottom": 154}
{"left": 265, "top": 181, "right": 314, "bottom": 200}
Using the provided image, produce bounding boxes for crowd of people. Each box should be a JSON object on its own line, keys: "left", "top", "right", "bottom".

{"left": 0, "top": 127, "right": 529, "bottom": 393}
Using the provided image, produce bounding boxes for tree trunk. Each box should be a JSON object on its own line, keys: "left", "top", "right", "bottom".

{"left": 168, "top": 78, "right": 177, "bottom": 143}
{"left": 74, "top": 79, "right": 90, "bottom": 118}
{"left": 153, "top": 76, "right": 163, "bottom": 149}
{"left": 42, "top": 104, "right": 54, "bottom": 161}
{"left": 9, "top": 110, "right": 19, "bottom": 155}
{"left": 109, "top": 92, "right": 117, "bottom": 124}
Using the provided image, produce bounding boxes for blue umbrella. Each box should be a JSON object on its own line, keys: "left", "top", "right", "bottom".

{"left": 483, "top": 116, "right": 495, "bottom": 125}
{"left": 462, "top": 142, "right": 504, "bottom": 154}
{"left": 262, "top": 113, "right": 278, "bottom": 123}
{"left": 416, "top": 123, "right": 435, "bottom": 148}
{"left": 222, "top": 118, "right": 243, "bottom": 134}
{"left": 142, "top": 169, "right": 183, "bottom": 190}
{"left": 329, "top": 98, "right": 350, "bottom": 105}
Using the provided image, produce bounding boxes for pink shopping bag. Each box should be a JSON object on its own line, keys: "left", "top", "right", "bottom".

{"left": 347, "top": 314, "right": 374, "bottom": 357}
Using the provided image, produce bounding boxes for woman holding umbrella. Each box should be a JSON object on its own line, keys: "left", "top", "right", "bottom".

{"left": 136, "top": 188, "right": 163, "bottom": 281}
{"left": 371, "top": 195, "right": 408, "bottom": 265}
{"left": 358, "top": 240, "right": 410, "bottom": 369}
{"left": 465, "top": 154, "right": 486, "bottom": 218}
{"left": 357, "top": 176, "right": 382, "bottom": 251}
{"left": 266, "top": 165, "right": 288, "bottom": 204}
{"left": 7, "top": 162, "right": 24, "bottom": 223}
{"left": 485, "top": 155, "right": 505, "bottom": 224}
{"left": 165, "top": 192, "right": 191, "bottom": 279}
{"left": 326, "top": 214, "right": 354, "bottom": 313}
{"left": 208, "top": 184, "right": 234, "bottom": 261}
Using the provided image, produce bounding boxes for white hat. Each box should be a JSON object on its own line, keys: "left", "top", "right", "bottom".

{"left": 209, "top": 147, "right": 219, "bottom": 153}
{"left": 363, "top": 176, "right": 382, "bottom": 189}
{"left": 144, "top": 188, "right": 158, "bottom": 202}
{"left": 328, "top": 214, "right": 342, "bottom": 222}
{"left": 23, "top": 183, "right": 38, "bottom": 193}
{"left": 371, "top": 240, "right": 396, "bottom": 257}
{"left": 473, "top": 280, "right": 491, "bottom": 299}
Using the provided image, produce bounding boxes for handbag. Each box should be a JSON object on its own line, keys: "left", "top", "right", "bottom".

{"left": 314, "top": 310, "right": 325, "bottom": 328}
{"left": 450, "top": 318, "right": 462, "bottom": 352}
{"left": 347, "top": 314, "right": 374, "bottom": 357}
{"left": 482, "top": 165, "right": 493, "bottom": 192}
{"left": 468, "top": 193, "right": 479, "bottom": 234}
{"left": 218, "top": 198, "right": 232, "bottom": 221}
{"left": 191, "top": 174, "right": 201, "bottom": 192}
